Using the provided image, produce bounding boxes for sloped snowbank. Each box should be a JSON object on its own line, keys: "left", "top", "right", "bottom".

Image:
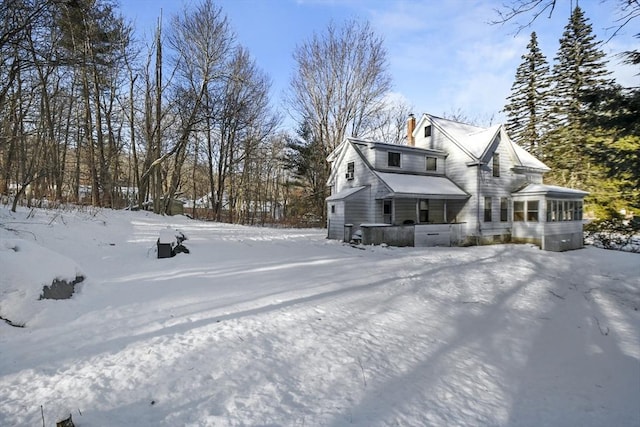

{"left": 0, "top": 238, "right": 85, "bottom": 326}
{"left": 0, "top": 206, "right": 638, "bottom": 426}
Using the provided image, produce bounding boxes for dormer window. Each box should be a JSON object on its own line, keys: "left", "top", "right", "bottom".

{"left": 424, "top": 125, "right": 432, "bottom": 137}
{"left": 346, "top": 162, "right": 354, "bottom": 180}
{"left": 388, "top": 151, "right": 401, "bottom": 167}
{"left": 426, "top": 156, "right": 437, "bottom": 171}
{"left": 492, "top": 153, "right": 500, "bottom": 177}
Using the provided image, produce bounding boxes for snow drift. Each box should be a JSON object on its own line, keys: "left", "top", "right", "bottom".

{"left": 0, "top": 206, "right": 638, "bottom": 426}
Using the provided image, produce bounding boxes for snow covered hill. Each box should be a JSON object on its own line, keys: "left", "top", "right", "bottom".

{"left": 1, "top": 207, "right": 639, "bottom": 426}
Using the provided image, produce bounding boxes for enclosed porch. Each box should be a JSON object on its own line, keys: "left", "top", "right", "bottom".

{"left": 511, "top": 184, "right": 589, "bottom": 251}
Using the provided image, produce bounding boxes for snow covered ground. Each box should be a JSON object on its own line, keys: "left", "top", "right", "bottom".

{"left": 1, "top": 206, "right": 639, "bottom": 426}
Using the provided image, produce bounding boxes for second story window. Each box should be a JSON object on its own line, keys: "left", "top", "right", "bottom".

{"left": 426, "top": 156, "right": 437, "bottom": 171}
{"left": 492, "top": 153, "right": 500, "bottom": 177}
{"left": 346, "top": 162, "right": 354, "bottom": 180}
{"left": 424, "top": 125, "right": 432, "bottom": 137}
{"left": 388, "top": 151, "right": 401, "bottom": 167}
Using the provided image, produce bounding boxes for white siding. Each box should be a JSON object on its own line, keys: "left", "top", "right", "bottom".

{"left": 369, "top": 146, "right": 446, "bottom": 175}
{"left": 327, "top": 201, "right": 345, "bottom": 239}
{"left": 345, "top": 189, "right": 372, "bottom": 231}
{"left": 394, "top": 199, "right": 416, "bottom": 224}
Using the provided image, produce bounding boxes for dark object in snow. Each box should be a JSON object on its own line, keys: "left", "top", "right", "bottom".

{"left": 40, "top": 275, "right": 85, "bottom": 300}
{"left": 56, "top": 414, "right": 74, "bottom": 427}
{"left": 157, "top": 241, "right": 173, "bottom": 258}
{"left": 174, "top": 244, "right": 190, "bottom": 254}
{"left": 0, "top": 315, "right": 24, "bottom": 328}
{"left": 157, "top": 228, "right": 189, "bottom": 258}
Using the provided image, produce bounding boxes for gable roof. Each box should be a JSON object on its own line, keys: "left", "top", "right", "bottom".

{"left": 509, "top": 141, "right": 550, "bottom": 171}
{"left": 416, "top": 114, "right": 550, "bottom": 172}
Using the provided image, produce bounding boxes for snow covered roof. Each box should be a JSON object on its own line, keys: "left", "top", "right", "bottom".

{"left": 429, "top": 116, "right": 501, "bottom": 159}
{"left": 512, "top": 184, "right": 588, "bottom": 198}
{"left": 425, "top": 114, "right": 549, "bottom": 171}
{"left": 376, "top": 172, "right": 469, "bottom": 199}
{"left": 326, "top": 186, "right": 367, "bottom": 201}
{"left": 511, "top": 143, "right": 550, "bottom": 171}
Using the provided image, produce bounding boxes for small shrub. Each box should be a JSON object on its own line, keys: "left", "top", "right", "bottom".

{"left": 585, "top": 215, "right": 640, "bottom": 253}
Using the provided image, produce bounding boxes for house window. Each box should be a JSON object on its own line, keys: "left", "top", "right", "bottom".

{"left": 500, "top": 197, "right": 508, "bottom": 222}
{"left": 419, "top": 199, "right": 429, "bottom": 223}
{"left": 577, "top": 201, "right": 583, "bottom": 220}
{"left": 567, "top": 201, "right": 575, "bottom": 221}
{"left": 484, "top": 197, "right": 492, "bottom": 222}
{"left": 346, "top": 162, "right": 354, "bottom": 180}
{"left": 558, "top": 200, "right": 565, "bottom": 221}
{"left": 426, "top": 156, "right": 437, "bottom": 171}
{"left": 424, "top": 125, "right": 432, "bottom": 137}
{"left": 331, "top": 205, "right": 335, "bottom": 214}
{"left": 492, "top": 153, "right": 500, "bottom": 177}
{"left": 547, "top": 199, "right": 583, "bottom": 222}
{"left": 514, "top": 201, "right": 525, "bottom": 221}
{"left": 527, "top": 200, "right": 539, "bottom": 222}
{"left": 383, "top": 200, "right": 392, "bottom": 223}
{"left": 547, "top": 200, "right": 555, "bottom": 222}
{"left": 388, "top": 151, "right": 401, "bottom": 167}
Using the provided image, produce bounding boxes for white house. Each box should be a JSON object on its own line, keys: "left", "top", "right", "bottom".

{"left": 325, "top": 113, "right": 588, "bottom": 251}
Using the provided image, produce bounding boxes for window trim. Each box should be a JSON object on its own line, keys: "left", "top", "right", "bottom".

{"left": 527, "top": 200, "right": 539, "bottom": 222}
{"left": 500, "top": 197, "right": 508, "bottom": 222}
{"left": 484, "top": 197, "right": 492, "bottom": 222}
{"left": 514, "top": 201, "right": 525, "bottom": 222}
{"left": 388, "top": 151, "right": 401, "bottom": 167}
{"left": 346, "top": 161, "right": 354, "bottom": 180}
{"left": 426, "top": 156, "right": 437, "bottom": 171}
{"left": 546, "top": 199, "right": 583, "bottom": 222}
{"left": 419, "top": 199, "right": 429, "bottom": 223}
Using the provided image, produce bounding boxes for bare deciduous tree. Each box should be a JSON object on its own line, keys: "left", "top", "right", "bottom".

{"left": 492, "top": 0, "right": 640, "bottom": 41}
{"left": 287, "top": 19, "right": 391, "bottom": 219}
{"left": 289, "top": 20, "right": 391, "bottom": 151}
{"left": 365, "top": 95, "right": 413, "bottom": 144}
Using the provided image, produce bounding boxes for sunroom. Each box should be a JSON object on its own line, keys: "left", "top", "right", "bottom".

{"left": 511, "top": 184, "right": 589, "bottom": 251}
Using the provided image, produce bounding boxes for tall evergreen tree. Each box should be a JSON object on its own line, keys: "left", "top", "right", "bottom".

{"left": 582, "top": 85, "right": 640, "bottom": 216}
{"left": 550, "top": 6, "right": 613, "bottom": 128}
{"left": 544, "top": 6, "right": 618, "bottom": 215}
{"left": 503, "top": 31, "right": 551, "bottom": 157}
{"left": 283, "top": 121, "right": 327, "bottom": 219}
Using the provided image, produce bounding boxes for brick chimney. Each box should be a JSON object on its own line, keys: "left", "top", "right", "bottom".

{"left": 407, "top": 113, "right": 416, "bottom": 146}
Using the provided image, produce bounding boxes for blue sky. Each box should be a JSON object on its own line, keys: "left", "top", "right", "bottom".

{"left": 120, "top": 0, "right": 638, "bottom": 128}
